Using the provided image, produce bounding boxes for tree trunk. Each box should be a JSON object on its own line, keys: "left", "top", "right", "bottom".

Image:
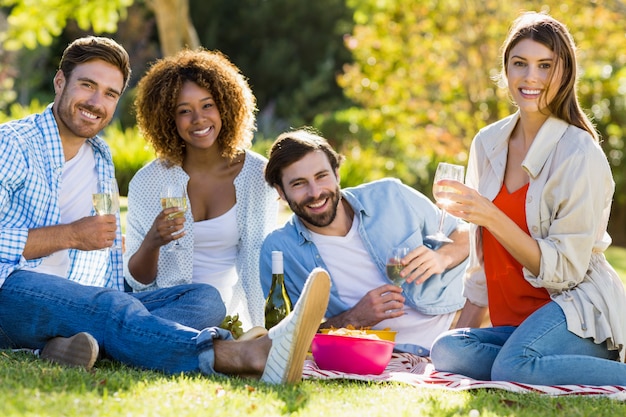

{"left": 146, "top": 0, "right": 200, "bottom": 56}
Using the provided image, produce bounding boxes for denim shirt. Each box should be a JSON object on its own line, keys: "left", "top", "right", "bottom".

{"left": 0, "top": 104, "right": 124, "bottom": 289}
{"left": 260, "top": 178, "right": 467, "bottom": 319}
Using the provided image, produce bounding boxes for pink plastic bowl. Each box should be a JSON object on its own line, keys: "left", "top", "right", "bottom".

{"left": 311, "top": 333, "right": 395, "bottom": 375}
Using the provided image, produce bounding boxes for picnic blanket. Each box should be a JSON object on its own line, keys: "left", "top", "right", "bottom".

{"left": 302, "top": 352, "right": 626, "bottom": 400}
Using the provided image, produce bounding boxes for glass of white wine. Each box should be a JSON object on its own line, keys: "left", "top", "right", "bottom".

{"left": 426, "top": 162, "right": 465, "bottom": 243}
{"left": 93, "top": 178, "right": 121, "bottom": 250}
{"left": 386, "top": 246, "right": 410, "bottom": 286}
{"left": 160, "top": 183, "right": 188, "bottom": 252}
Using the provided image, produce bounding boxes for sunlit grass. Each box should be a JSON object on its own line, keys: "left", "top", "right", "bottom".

{"left": 1, "top": 352, "right": 624, "bottom": 417}
{"left": 606, "top": 245, "right": 626, "bottom": 284}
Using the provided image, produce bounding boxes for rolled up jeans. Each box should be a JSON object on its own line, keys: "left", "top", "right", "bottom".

{"left": 0, "top": 270, "right": 232, "bottom": 374}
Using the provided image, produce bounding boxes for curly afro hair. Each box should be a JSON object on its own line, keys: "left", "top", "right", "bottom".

{"left": 134, "top": 48, "right": 257, "bottom": 166}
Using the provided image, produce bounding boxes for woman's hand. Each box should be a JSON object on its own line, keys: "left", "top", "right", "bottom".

{"left": 435, "top": 179, "right": 497, "bottom": 228}
{"left": 147, "top": 207, "right": 187, "bottom": 248}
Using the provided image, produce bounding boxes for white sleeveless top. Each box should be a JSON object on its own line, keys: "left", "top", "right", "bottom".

{"left": 192, "top": 204, "right": 249, "bottom": 322}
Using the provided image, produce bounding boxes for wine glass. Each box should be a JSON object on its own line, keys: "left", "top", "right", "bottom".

{"left": 386, "top": 246, "right": 410, "bottom": 286}
{"left": 160, "top": 183, "right": 188, "bottom": 251}
{"left": 426, "top": 162, "right": 465, "bottom": 243}
{"left": 92, "top": 178, "right": 121, "bottom": 250}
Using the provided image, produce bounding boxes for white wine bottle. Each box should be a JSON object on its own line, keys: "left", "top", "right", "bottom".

{"left": 264, "top": 251, "right": 292, "bottom": 330}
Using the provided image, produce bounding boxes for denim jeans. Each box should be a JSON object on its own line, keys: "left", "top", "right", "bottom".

{"left": 0, "top": 270, "right": 232, "bottom": 375}
{"left": 430, "top": 301, "right": 625, "bottom": 385}
{"left": 129, "top": 283, "right": 226, "bottom": 330}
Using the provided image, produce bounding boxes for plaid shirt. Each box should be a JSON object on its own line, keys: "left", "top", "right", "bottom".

{"left": 0, "top": 104, "right": 124, "bottom": 289}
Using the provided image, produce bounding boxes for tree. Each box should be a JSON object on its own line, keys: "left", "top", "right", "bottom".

{"left": 0, "top": 0, "right": 197, "bottom": 56}
{"left": 145, "top": 0, "right": 199, "bottom": 55}
{"left": 0, "top": 0, "right": 132, "bottom": 50}
{"left": 336, "top": 0, "right": 626, "bottom": 242}
{"left": 190, "top": 0, "right": 355, "bottom": 134}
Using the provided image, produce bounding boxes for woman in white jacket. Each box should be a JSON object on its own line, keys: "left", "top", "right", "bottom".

{"left": 430, "top": 12, "right": 626, "bottom": 385}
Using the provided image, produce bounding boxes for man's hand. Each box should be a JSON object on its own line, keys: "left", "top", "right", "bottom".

{"left": 70, "top": 215, "right": 118, "bottom": 251}
{"left": 23, "top": 215, "right": 118, "bottom": 259}
{"left": 321, "top": 284, "right": 405, "bottom": 329}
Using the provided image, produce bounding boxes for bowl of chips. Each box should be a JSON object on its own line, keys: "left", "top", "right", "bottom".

{"left": 311, "top": 329, "right": 395, "bottom": 375}
{"left": 319, "top": 327, "right": 397, "bottom": 342}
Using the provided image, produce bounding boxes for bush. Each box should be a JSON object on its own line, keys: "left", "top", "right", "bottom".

{"left": 103, "top": 122, "right": 155, "bottom": 196}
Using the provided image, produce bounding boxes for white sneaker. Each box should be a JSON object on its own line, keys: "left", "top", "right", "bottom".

{"left": 40, "top": 332, "right": 99, "bottom": 370}
{"left": 261, "top": 268, "right": 330, "bottom": 384}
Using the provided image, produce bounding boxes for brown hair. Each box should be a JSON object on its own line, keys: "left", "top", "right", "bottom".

{"left": 498, "top": 12, "right": 598, "bottom": 140}
{"left": 59, "top": 36, "right": 131, "bottom": 93}
{"left": 133, "top": 48, "right": 257, "bottom": 166}
{"left": 265, "top": 128, "right": 345, "bottom": 190}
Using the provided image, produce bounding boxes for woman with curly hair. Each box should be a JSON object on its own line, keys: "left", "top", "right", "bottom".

{"left": 124, "top": 49, "right": 278, "bottom": 331}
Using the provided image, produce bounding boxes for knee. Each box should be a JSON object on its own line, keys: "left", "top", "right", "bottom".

{"left": 190, "top": 284, "right": 226, "bottom": 317}
{"left": 430, "top": 330, "right": 466, "bottom": 370}
{"left": 491, "top": 351, "right": 530, "bottom": 382}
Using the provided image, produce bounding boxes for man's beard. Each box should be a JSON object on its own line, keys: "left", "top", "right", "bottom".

{"left": 55, "top": 89, "right": 108, "bottom": 139}
{"left": 286, "top": 186, "right": 341, "bottom": 228}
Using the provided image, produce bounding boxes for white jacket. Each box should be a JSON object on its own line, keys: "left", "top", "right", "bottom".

{"left": 464, "top": 113, "right": 626, "bottom": 361}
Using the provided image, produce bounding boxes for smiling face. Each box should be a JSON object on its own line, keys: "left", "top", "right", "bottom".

{"left": 277, "top": 150, "right": 342, "bottom": 231}
{"left": 506, "top": 38, "right": 563, "bottom": 116}
{"left": 175, "top": 81, "right": 222, "bottom": 152}
{"left": 53, "top": 59, "right": 124, "bottom": 142}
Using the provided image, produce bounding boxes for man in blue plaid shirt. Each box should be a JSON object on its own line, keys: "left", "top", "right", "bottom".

{"left": 0, "top": 36, "right": 330, "bottom": 384}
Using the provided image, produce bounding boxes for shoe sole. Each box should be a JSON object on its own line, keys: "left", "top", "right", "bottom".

{"left": 283, "top": 268, "right": 331, "bottom": 383}
{"left": 40, "top": 332, "right": 99, "bottom": 370}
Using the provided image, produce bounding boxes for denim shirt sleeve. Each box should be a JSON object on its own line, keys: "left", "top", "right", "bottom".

{"left": 260, "top": 216, "right": 352, "bottom": 319}
{"left": 344, "top": 179, "right": 466, "bottom": 315}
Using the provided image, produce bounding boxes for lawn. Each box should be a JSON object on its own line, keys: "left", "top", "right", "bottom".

{"left": 1, "top": 352, "right": 625, "bottom": 417}
{"left": 2, "top": 202, "right": 624, "bottom": 416}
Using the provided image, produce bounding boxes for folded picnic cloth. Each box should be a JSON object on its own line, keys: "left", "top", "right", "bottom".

{"left": 303, "top": 352, "right": 626, "bottom": 399}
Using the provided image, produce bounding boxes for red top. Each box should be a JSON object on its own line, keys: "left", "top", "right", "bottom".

{"left": 482, "top": 183, "right": 550, "bottom": 326}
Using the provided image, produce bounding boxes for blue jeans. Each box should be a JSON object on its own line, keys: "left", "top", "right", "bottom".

{"left": 0, "top": 270, "right": 232, "bottom": 375}
{"left": 430, "top": 301, "right": 625, "bottom": 385}
{"left": 130, "top": 283, "right": 226, "bottom": 330}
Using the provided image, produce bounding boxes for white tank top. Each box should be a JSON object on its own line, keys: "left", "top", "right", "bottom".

{"left": 192, "top": 204, "right": 247, "bottom": 321}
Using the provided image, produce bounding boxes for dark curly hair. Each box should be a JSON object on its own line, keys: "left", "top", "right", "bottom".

{"left": 134, "top": 48, "right": 257, "bottom": 165}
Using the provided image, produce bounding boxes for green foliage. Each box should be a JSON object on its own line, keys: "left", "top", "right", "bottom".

{"left": 190, "top": 0, "right": 355, "bottom": 136}
{"left": 102, "top": 121, "right": 155, "bottom": 196}
{"left": 0, "top": 0, "right": 133, "bottom": 50}
{"left": 336, "top": 0, "right": 626, "bottom": 242}
{"left": 0, "top": 99, "right": 47, "bottom": 123}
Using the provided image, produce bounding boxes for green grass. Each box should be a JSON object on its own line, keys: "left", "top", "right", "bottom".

{"left": 1, "top": 352, "right": 625, "bottom": 417}
{"left": 606, "top": 245, "right": 626, "bottom": 282}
